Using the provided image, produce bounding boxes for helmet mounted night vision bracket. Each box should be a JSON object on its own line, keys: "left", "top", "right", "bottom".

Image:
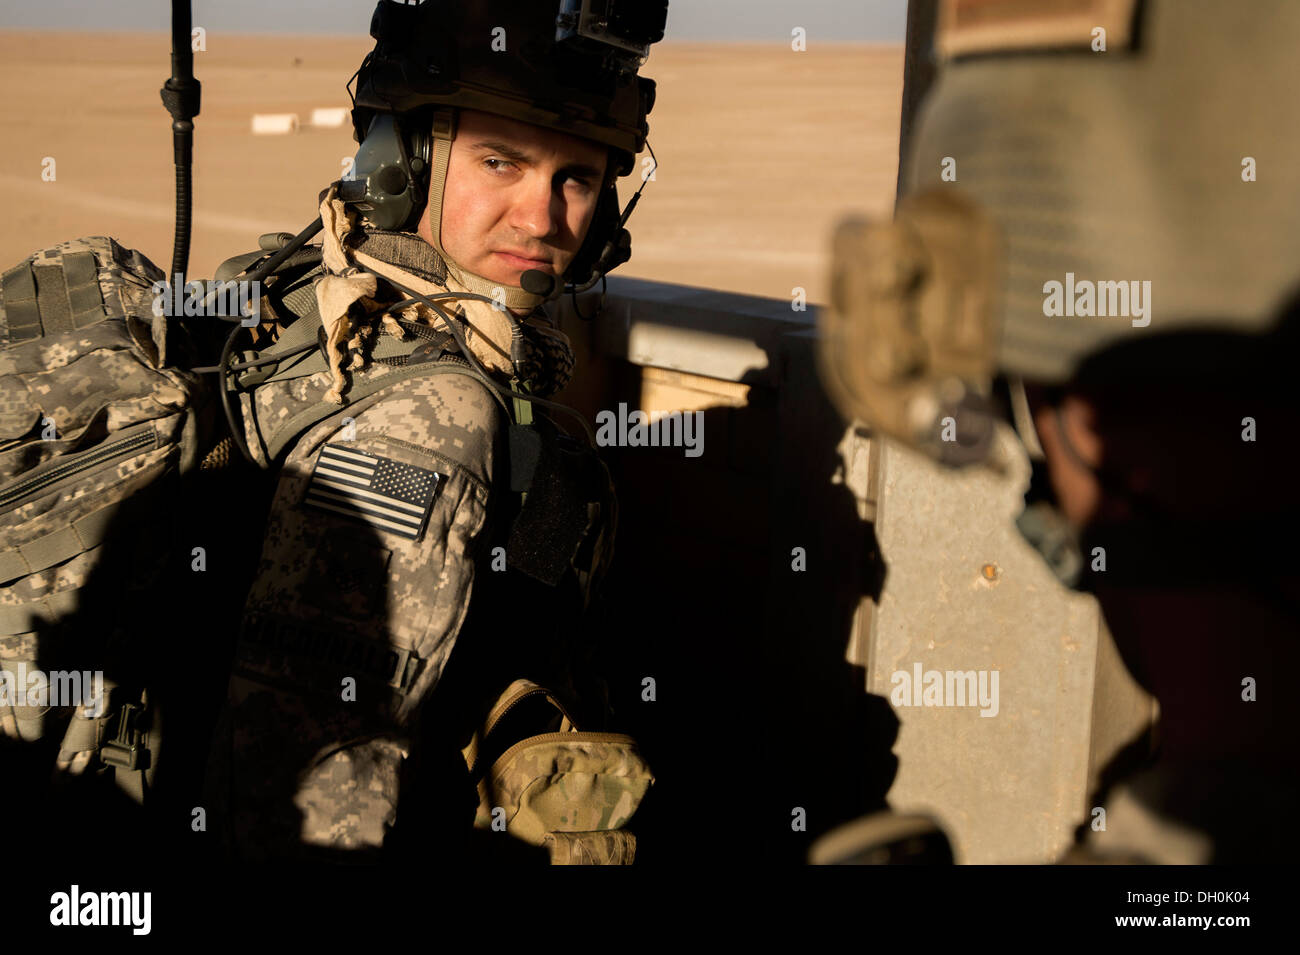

{"left": 555, "top": 0, "right": 668, "bottom": 72}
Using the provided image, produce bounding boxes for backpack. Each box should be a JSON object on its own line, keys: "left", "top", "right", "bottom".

{"left": 0, "top": 236, "right": 210, "bottom": 807}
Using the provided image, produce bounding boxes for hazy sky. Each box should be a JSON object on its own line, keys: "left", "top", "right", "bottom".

{"left": 0, "top": 0, "right": 908, "bottom": 42}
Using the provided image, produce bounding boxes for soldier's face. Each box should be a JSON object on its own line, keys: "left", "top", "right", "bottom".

{"left": 418, "top": 109, "right": 607, "bottom": 296}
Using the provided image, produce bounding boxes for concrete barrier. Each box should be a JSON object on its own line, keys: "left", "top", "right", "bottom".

{"left": 250, "top": 113, "right": 299, "bottom": 135}
{"left": 309, "top": 108, "right": 349, "bottom": 128}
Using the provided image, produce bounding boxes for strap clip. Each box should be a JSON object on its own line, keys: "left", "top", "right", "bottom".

{"left": 100, "top": 701, "right": 149, "bottom": 773}
{"left": 431, "top": 109, "right": 457, "bottom": 142}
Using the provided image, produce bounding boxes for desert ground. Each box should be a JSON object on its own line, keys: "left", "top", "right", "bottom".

{"left": 0, "top": 32, "right": 902, "bottom": 305}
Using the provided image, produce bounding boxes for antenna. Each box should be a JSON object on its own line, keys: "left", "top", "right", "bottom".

{"left": 160, "top": 0, "right": 202, "bottom": 284}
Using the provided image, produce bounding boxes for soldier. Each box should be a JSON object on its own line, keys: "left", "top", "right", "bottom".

{"left": 203, "top": 0, "right": 664, "bottom": 861}
{"left": 820, "top": 0, "right": 1300, "bottom": 863}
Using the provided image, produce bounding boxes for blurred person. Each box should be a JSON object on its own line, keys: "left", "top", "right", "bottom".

{"left": 820, "top": 0, "right": 1299, "bottom": 863}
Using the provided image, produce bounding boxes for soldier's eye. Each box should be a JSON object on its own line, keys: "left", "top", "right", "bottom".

{"left": 483, "top": 158, "right": 516, "bottom": 174}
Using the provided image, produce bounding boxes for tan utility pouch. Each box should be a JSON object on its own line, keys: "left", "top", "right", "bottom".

{"left": 462, "top": 678, "right": 653, "bottom": 865}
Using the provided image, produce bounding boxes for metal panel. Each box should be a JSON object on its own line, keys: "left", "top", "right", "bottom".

{"left": 868, "top": 424, "right": 1100, "bottom": 863}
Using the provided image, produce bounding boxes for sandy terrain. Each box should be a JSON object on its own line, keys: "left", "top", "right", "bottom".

{"left": 0, "top": 32, "right": 902, "bottom": 304}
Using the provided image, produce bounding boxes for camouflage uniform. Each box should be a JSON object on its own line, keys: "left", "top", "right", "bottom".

{"left": 207, "top": 227, "right": 580, "bottom": 860}
{"left": 213, "top": 0, "right": 663, "bottom": 859}
{"left": 217, "top": 377, "right": 502, "bottom": 856}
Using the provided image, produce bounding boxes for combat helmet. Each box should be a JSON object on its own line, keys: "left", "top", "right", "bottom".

{"left": 819, "top": 0, "right": 1300, "bottom": 468}
{"left": 344, "top": 0, "right": 666, "bottom": 310}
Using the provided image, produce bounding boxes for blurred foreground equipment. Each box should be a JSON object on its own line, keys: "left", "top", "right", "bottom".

{"left": 818, "top": 0, "right": 1300, "bottom": 863}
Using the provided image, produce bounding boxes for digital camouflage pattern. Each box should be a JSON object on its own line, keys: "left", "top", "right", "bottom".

{"left": 214, "top": 363, "right": 506, "bottom": 858}
{"left": 0, "top": 236, "right": 168, "bottom": 353}
{"left": 0, "top": 237, "right": 197, "bottom": 478}
{"left": 201, "top": 216, "right": 656, "bottom": 860}
{"left": 0, "top": 236, "right": 205, "bottom": 796}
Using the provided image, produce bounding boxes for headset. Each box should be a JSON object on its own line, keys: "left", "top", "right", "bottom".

{"left": 338, "top": 108, "right": 647, "bottom": 299}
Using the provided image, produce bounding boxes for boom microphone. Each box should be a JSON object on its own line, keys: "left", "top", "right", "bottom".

{"left": 520, "top": 269, "right": 557, "bottom": 297}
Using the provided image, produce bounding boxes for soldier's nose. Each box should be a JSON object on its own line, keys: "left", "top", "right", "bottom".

{"left": 508, "top": 179, "right": 563, "bottom": 240}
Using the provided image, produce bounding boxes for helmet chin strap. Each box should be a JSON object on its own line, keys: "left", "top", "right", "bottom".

{"left": 425, "top": 108, "right": 564, "bottom": 311}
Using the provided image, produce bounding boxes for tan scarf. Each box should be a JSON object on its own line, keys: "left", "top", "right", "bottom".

{"left": 313, "top": 185, "right": 575, "bottom": 403}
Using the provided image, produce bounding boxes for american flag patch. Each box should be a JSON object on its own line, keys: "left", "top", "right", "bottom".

{"left": 303, "top": 443, "right": 442, "bottom": 541}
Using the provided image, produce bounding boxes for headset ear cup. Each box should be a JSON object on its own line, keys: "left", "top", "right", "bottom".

{"left": 601, "top": 227, "right": 632, "bottom": 274}
{"left": 404, "top": 119, "right": 433, "bottom": 232}
{"left": 567, "top": 182, "right": 624, "bottom": 286}
{"left": 400, "top": 170, "right": 427, "bottom": 233}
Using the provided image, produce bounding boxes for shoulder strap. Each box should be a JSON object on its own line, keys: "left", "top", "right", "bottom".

{"left": 263, "top": 358, "right": 507, "bottom": 464}
{"left": 243, "top": 308, "right": 450, "bottom": 389}
{"left": 232, "top": 301, "right": 327, "bottom": 389}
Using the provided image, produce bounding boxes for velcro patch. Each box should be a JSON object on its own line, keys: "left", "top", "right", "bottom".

{"left": 936, "top": 0, "right": 1139, "bottom": 60}
{"left": 302, "top": 443, "right": 441, "bottom": 541}
{"left": 239, "top": 610, "right": 423, "bottom": 693}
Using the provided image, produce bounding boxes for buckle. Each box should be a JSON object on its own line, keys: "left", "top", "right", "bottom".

{"left": 430, "top": 109, "right": 457, "bottom": 142}
{"left": 100, "top": 701, "right": 150, "bottom": 772}
{"left": 234, "top": 349, "right": 276, "bottom": 388}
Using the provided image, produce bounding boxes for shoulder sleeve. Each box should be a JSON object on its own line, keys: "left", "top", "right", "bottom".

{"left": 221, "top": 369, "right": 508, "bottom": 856}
